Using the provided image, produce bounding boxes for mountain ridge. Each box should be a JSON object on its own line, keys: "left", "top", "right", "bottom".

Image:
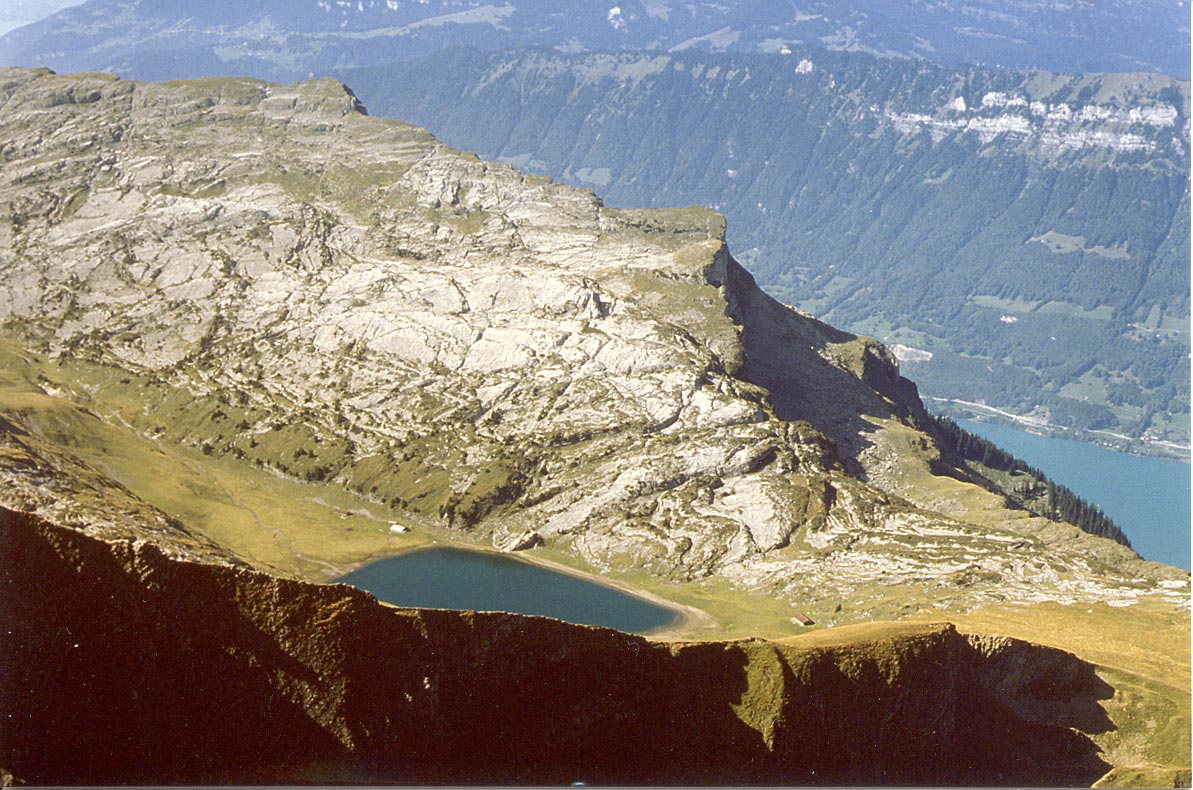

{"left": 0, "top": 0, "right": 1187, "bottom": 79}
{"left": 1, "top": 505, "right": 1120, "bottom": 785}
{"left": 0, "top": 67, "right": 1183, "bottom": 619}
{"left": 340, "top": 47, "right": 1191, "bottom": 450}
{"left": 1, "top": 2, "right": 1186, "bottom": 453}
{"left": 0, "top": 67, "right": 1188, "bottom": 785}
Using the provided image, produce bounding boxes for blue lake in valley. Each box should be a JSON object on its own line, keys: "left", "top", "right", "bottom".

{"left": 336, "top": 546, "right": 679, "bottom": 633}
{"left": 959, "top": 419, "right": 1191, "bottom": 571}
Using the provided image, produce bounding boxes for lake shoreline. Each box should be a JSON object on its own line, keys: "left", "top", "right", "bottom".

{"left": 335, "top": 539, "right": 720, "bottom": 641}
{"left": 957, "top": 417, "right": 1191, "bottom": 571}
{"left": 928, "top": 397, "right": 1191, "bottom": 462}
{"left": 507, "top": 549, "right": 721, "bottom": 641}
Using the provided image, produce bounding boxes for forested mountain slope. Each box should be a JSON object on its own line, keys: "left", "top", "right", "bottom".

{"left": 343, "top": 47, "right": 1191, "bottom": 448}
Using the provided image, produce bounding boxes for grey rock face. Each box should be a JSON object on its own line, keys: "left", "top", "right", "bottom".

{"left": 0, "top": 68, "right": 1184, "bottom": 621}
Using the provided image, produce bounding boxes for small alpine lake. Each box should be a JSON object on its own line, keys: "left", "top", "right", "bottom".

{"left": 336, "top": 545, "right": 680, "bottom": 634}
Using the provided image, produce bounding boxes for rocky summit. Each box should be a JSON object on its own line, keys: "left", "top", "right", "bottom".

{"left": 0, "top": 68, "right": 1188, "bottom": 785}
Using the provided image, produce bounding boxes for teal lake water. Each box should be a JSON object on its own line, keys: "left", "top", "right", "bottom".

{"left": 958, "top": 419, "right": 1191, "bottom": 571}
{"left": 337, "top": 546, "right": 678, "bottom": 633}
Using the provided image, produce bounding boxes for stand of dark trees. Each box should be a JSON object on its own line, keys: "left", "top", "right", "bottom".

{"left": 931, "top": 415, "right": 1131, "bottom": 548}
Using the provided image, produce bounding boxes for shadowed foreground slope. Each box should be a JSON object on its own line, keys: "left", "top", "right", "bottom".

{"left": 2, "top": 507, "right": 1112, "bottom": 786}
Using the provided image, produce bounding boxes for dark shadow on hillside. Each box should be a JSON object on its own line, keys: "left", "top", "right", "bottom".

{"left": 971, "top": 635, "right": 1117, "bottom": 737}
{"left": 319, "top": 611, "right": 774, "bottom": 785}
{"left": 765, "top": 628, "right": 1112, "bottom": 787}
{"left": 714, "top": 252, "right": 922, "bottom": 476}
{"left": 0, "top": 508, "right": 347, "bottom": 785}
{"left": 1, "top": 511, "right": 1116, "bottom": 787}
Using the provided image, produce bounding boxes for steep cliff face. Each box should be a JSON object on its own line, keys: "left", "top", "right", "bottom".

{"left": 0, "top": 67, "right": 1184, "bottom": 625}
{"left": 1, "top": 507, "right": 1112, "bottom": 786}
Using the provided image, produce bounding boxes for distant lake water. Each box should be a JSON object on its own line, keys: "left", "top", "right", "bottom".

{"left": 337, "top": 546, "right": 679, "bottom": 633}
{"left": 958, "top": 419, "right": 1191, "bottom": 571}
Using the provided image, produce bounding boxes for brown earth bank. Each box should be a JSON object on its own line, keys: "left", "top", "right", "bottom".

{"left": 1, "top": 506, "right": 1115, "bottom": 786}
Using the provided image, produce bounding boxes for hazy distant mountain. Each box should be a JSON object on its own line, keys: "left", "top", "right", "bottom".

{"left": 0, "top": 0, "right": 86, "bottom": 36}
{"left": 342, "top": 48, "right": 1191, "bottom": 448}
{"left": 0, "top": 0, "right": 1188, "bottom": 80}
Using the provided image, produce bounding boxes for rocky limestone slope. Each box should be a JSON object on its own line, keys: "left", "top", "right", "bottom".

{"left": 345, "top": 49, "right": 1190, "bottom": 448}
{"left": 0, "top": 67, "right": 1185, "bottom": 625}
{"left": 1, "top": 506, "right": 1114, "bottom": 786}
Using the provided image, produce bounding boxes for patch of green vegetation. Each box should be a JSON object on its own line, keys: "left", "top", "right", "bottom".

{"left": 667, "top": 237, "right": 724, "bottom": 272}
{"left": 1030, "top": 230, "right": 1087, "bottom": 255}
{"left": 846, "top": 320, "right": 940, "bottom": 353}
{"left": 604, "top": 206, "right": 726, "bottom": 252}
{"left": 158, "top": 76, "right": 267, "bottom": 99}
{"left": 1058, "top": 367, "right": 1111, "bottom": 403}
{"left": 320, "top": 160, "right": 418, "bottom": 219}
{"left": 970, "top": 294, "right": 1042, "bottom": 313}
{"left": 615, "top": 266, "right": 742, "bottom": 369}
{"left": 434, "top": 206, "right": 492, "bottom": 236}
{"left": 529, "top": 543, "right": 814, "bottom": 641}
{"left": 244, "top": 169, "right": 322, "bottom": 201}
{"left": 1148, "top": 410, "right": 1190, "bottom": 446}
{"left": 930, "top": 413, "right": 1129, "bottom": 544}
{"left": 1036, "top": 300, "right": 1116, "bottom": 322}
{"left": 826, "top": 335, "right": 888, "bottom": 383}
{"left": 58, "top": 187, "right": 89, "bottom": 220}
{"left": 157, "top": 179, "right": 228, "bottom": 199}
{"left": 0, "top": 340, "right": 441, "bottom": 579}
